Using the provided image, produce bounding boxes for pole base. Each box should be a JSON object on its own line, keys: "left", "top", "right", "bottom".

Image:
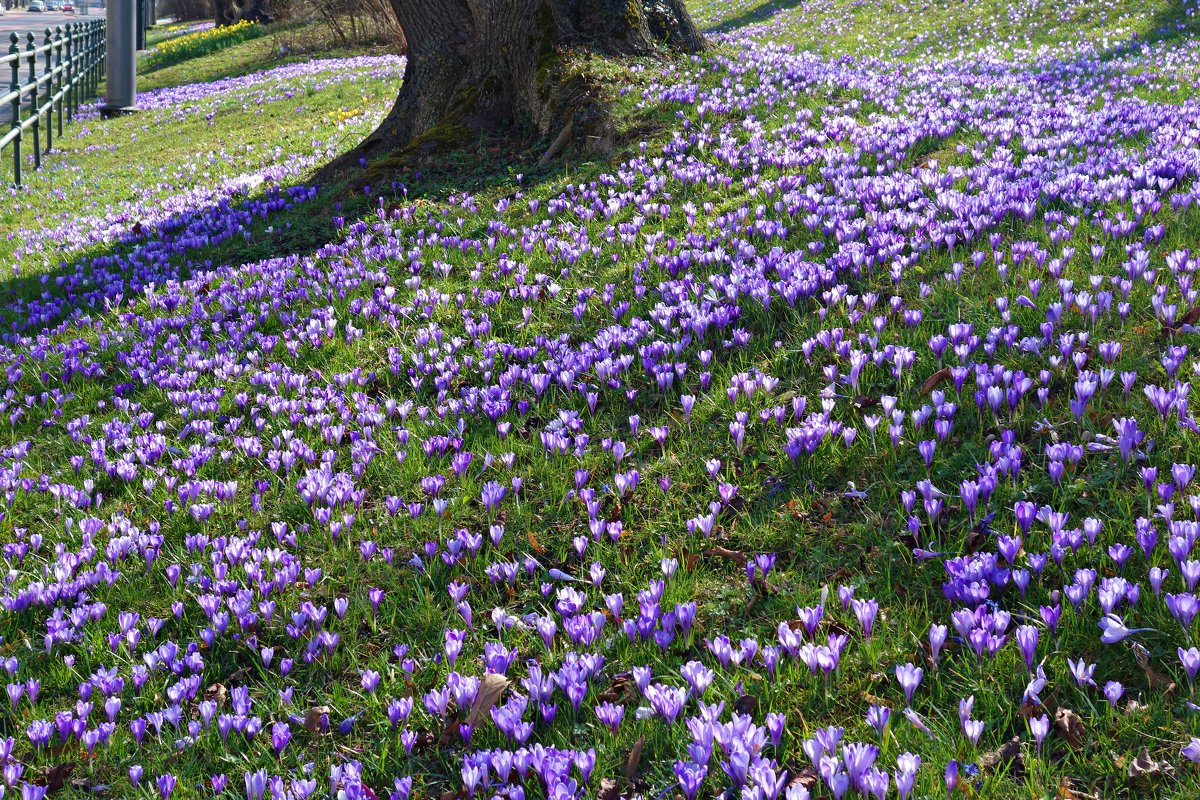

{"left": 99, "top": 105, "right": 137, "bottom": 118}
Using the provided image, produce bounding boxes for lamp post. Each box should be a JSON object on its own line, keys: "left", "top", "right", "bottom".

{"left": 101, "top": 0, "right": 136, "bottom": 116}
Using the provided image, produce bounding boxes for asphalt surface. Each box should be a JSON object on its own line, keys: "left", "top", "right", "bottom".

{"left": 0, "top": 9, "right": 97, "bottom": 45}
{"left": 1, "top": 8, "right": 103, "bottom": 123}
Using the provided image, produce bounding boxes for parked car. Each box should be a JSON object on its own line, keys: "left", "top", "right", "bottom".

{"left": 28, "top": 0, "right": 46, "bottom": 10}
{"left": 63, "top": 2, "right": 74, "bottom": 10}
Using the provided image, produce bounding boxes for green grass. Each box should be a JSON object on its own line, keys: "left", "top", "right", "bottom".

{"left": 2, "top": 1, "right": 1200, "bottom": 798}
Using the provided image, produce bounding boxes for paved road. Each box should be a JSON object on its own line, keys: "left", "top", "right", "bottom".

{"left": 1, "top": 9, "right": 96, "bottom": 45}
{"left": 1, "top": 8, "right": 102, "bottom": 123}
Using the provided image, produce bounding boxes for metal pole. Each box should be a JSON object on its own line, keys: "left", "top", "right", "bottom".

{"left": 102, "top": 0, "right": 136, "bottom": 115}
{"left": 9, "top": 33, "right": 21, "bottom": 186}
{"left": 42, "top": 28, "right": 52, "bottom": 154}
{"left": 54, "top": 26, "right": 63, "bottom": 137}
{"left": 26, "top": 32, "right": 38, "bottom": 169}
{"left": 135, "top": 0, "right": 145, "bottom": 52}
{"left": 65, "top": 24, "right": 73, "bottom": 122}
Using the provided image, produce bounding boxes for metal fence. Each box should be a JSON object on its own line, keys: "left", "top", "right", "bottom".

{"left": 2, "top": 20, "right": 106, "bottom": 186}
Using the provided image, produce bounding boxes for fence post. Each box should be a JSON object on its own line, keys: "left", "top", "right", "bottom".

{"left": 87, "top": 22, "right": 95, "bottom": 99}
{"left": 9, "top": 33, "right": 20, "bottom": 186}
{"left": 89, "top": 22, "right": 97, "bottom": 98}
{"left": 26, "top": 32, "right": 38, "bottom": 170}
{"left": 43, "top": 28, "right": 53, "bottom": 154}
{"left": 65, "top": 24, "right": 73, "bottom": 122}
{"left": 54, "top": 26, "right": 63, "bottom": 138}
{"left": 96, "top": 21, "right": 105, "bottom": 99}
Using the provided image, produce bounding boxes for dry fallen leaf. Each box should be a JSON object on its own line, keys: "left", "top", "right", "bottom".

{"left": 303, "top": 706, "right": 332, "bottom": 734}
{"left": 1056, "top": 777, "right": 1097, "bottom": 800}
{"left": 464, "top": 673, "right": 509, "bottom": 729}
{"left": 1054, "top": 707, "right": 1085, "bottom": 749}
{"left": 921, "top": 366, "right": 952, "bottom": 395}
{"left": 527, "top": 530, "right": 546, "bottom": 554}
{"left": 596, "top": 778, "right": 621, "bottom": 800}
{"left": 1162, "top": 304, "right": 1200, "bottom": 336}
{"left": 598, "top": 674, "right": 635, "bottom": 705}
{"left": 979, "top": 737, "right": 1022, "bottom": 773}
{"left": 1132, "top": 642, "right": 1177, "bottom": 696}
{"left": 625, "top": 735, "right": 645, "bottom": 783}
{"left": 789, "top": 768, "right": 819, "bottom": 791}
{"left": 45, "top": 761, "right": 76, "bottom": 792}
{"left": 1127, "top": 748, "right": 1175, "bottom": 781}
{"left": 204, "top": 682, "right": 227, "bottom": 707}
{"left": 734, "top": 693, "right": 758, "bottom": 716}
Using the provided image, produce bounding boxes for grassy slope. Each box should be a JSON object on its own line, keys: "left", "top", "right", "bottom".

{"left": 1, "top": 2, "right": 1200, "bottom": 799}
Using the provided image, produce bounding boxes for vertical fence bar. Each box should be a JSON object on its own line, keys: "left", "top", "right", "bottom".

{"left": 65, "top": 24, "right": 73, "bottom": 123}
{"left": 9, "top": 33, "right": 20, "bottom": 186}
{"left": 43, "top": 28, "right": 53, "bottom": 154}
{"left": 96, "top": 22, "right": 103, "bottom": 97}
{"left": 55, "top": 26, "right": 63, "bottom": 138}
{"left": 86, "top": 23, "right": 93, "bottom": 99}
{"left": 26, "top": 32, "right": 38, "bottom": 170}
{"left": 87, "top": 23, "right": 94, "bottom": 99}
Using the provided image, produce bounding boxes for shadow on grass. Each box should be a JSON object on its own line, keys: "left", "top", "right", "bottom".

{"left": 1069, "top": 0, "right": 1199, "bottom": 64}
{"left": 0, "top": 89, "right": 681, "bottom": 403}
{"left": 703, "top": 0, "right": 803, "bottom": 35}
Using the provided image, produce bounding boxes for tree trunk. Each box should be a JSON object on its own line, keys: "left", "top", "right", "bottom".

{"left": 212, "top": 0, "right": 271, "bottom": 25}
{"left": 322, "top": 0, "right": 704, "bottom": 176}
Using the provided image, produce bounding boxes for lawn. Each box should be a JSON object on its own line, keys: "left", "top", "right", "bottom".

{"left": 2, "top": 1, "right": 1200, "bottom": 799}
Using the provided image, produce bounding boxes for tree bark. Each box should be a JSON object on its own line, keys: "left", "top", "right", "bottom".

{"left": 212, "top": 0, "right": 271, "bottom": 25}
{"left": 322, "top": 0, "right": 704, "bottom": 176}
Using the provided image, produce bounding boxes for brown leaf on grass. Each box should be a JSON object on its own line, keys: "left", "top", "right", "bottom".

{"left": 527, "top": 530, "right": 546, "bottom": 554}
{"left": 204, "top": 682, "right": 227, "bottom": 707}
{"left": 789, "top": 768, "right": 819, "bottom": 791}
{"left": 464, "top": 673, "right": 509, "bottom": 729}
{"left": 851, "top": 395, "right": 878, "bottom": 411}
{"left": 733, "top": 694, "right": 758, "bottom": 716}
{"left": 964, "top": 527, "right": 988, "bottom": 553}
{"left": 1162, "top": 304, "right": 1200, "bottom": 337}
{"left": 921, "top": 367, "right": 952, "bottom": 395}
{"left": 596, "top": 778, "right": 621, "bottom": 800}
{"left": 1132, "top": 642, "right": 1177, "bottom": 696}
{"left": 1127, "top": 748, "right": 1176, "bottom": 781}
{"left": 979, "top": 737, "right": 1022, "bottom": 773}
{"left": 1056, "top": 778, "right": 1097, "bottom": 800}
{"left": 45, "top": 761, "right": 75, "bottom": 792}
{"left": 1054, "top": 707, "right": 1086, "bottom": 749}
{"left": 625, "top": 736, "right": 645, "bottom": 783}
{"left": 303, "top": 706, "right": 333, "bottom": 734}
{"left": 438, "top": 720, "right": 462, "bottom": 747}
{"left": 702, "top": 546, "right": 748, "bottom": 565}
{"left": 1017, "top": 699, "right": 1040, "bottom": 720}
{"left": 598, "top": 675, "right": 636, "bottom": 704}
{"left": 828, "top": 566, "right": 853, "bottom": 582}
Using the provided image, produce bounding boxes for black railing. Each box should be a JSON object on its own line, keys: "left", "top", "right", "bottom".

{"left": 2, "top": 19, "right": 106, "bottom": 186}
